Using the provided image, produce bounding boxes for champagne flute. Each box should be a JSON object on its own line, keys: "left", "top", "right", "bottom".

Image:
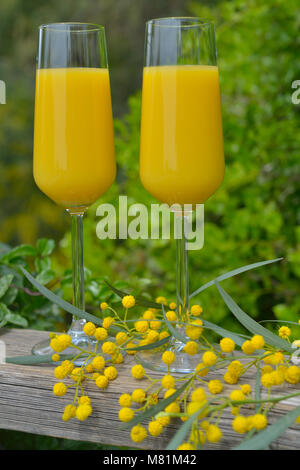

{"left": 139, "top": 18, "right": 225, "bottom": 372}
{"left": 32, "top": 23, "right": 116, "bottom": 356}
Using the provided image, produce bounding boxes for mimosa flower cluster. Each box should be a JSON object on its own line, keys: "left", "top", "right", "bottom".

{"left": 49, "top": 294, "right": 300, "bottom": 449}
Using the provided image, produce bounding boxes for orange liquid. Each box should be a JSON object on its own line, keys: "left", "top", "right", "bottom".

{"left": 34, "top": 68, "right": 116, "bottom": 208}
{"left": 139, "top": 65, "right": 224, "bottom": 205}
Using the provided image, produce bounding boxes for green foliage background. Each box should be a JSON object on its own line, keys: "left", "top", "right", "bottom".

{"left": 0, "top": 0, "right": 299, "bottom": 333}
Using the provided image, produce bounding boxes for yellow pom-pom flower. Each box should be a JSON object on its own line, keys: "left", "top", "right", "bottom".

{"left": 62, "top": 404, "right": 76, "bottom": 421}
{"left": 53, "top": 382, "right": 67, "bottom": 397}
{"left": 162, "top": 351, "right": 176, "bottom": 365}
{"left": 177, "top": 443, "right": 195, "bottom": 450}
{"left": 83, "top": 322, "right": 96, "bottom": 337}
{"left": 208, "top": 379, "right": 223, "bottom": 394}
{"left": 232, "top": 415, "right": 248, "bottom": 434}
{"left": 206, "top": 424, "right": 222, "bottom": 443}
{"left": 76, "top": 404, "right": 92, "bottom": 421}
{"left": 54, "top": 365, "right": 68, "bottom": 380}
{"left": 100, "top": 302, "right": 108, "bottom": 310}
{"left": 285, "top": 366, "right": 300, "bottom": 384}
{"left": 104, "top": 366, "right": 118, "bottom": 381}
{"left": 161, "top": 374, "right": 175, "bottom": 389}
{"left": 92, "top": 356, "right": 105, "bottom": 370}
{"left": 251, "top": 335, "right": 265, "bottom": 349}
{"left": 220, "top": 337, "right": 235, "bottom": 353}
{"left": 241, "top": 340, "right": 255, "bottom": 355}
{"left": 122, "top": 295, "right": 135, "bottom": 309}
{"left": 131, "top": 388, "right": 146, "bottom": 404}
{"left": 131, "top": 364, "right": 145, "bottom": 380}
{"left": 130, "top": 425, "right": 147, "bottom": 443}
{"left": 169, "top": 302, "right": 177, "bottom": 310}
{"left": 195, "top": 363, "right": 209, "bottom": 377}
{"left": 119, "top": 393, "right": 131, "bottom": 407}
{"left": 94, "top": 327, "right": 108, "bottom": 341}
{"left": 190, "top": 305, "right": 203, "bottom": 316}
{"left": 156, "top": 296, "right": 167, "bottom": 305}
{"left": 202, "top": 351, "right": 217, "bottom": 366}
{"left": 241, "top": 384, "right": 251, "bottom": 395}
{"left": 52, "top": 353, "right": 60, "bottom": 362}
{"left": 252, "top": 413, "right": 267, "bottom": 430}
{"left": 278, "top": 326, "right": 291, "bottom": 339}
{"left": 191, "top": 387, "right": 206, "bottom": 402}
{"left": 116, "top": 331, "right": 128, "bottom": 345}
{"left": 184, "top": 341, "right": 199, "bottom": 356}
{"left": 102, "top": 341, "right": 117, "bottom": 355}
{"left": 95, "top": 375, "right": 109, "bottom": 389}
{"left": 230, "top": 390, "right": 245, "bottom": 402}
{"left": 119, "top": 407, "right": 134, "bottom": 422}
{"left": 134, "top": 320, "right": 149, "bottom": 333}
{"left": 102, "top": 316, "right": 114, "bottom": 329}
{"left": 148, "top": 420, "right": 163, "bottom": 437}
{"left": 166, "top": 310, "right": 177, "bottom": 322}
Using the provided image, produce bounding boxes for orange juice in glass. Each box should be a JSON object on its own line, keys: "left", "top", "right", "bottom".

{"left": 140, "top": 65, "right": 224, "bottom": 205}
{"left": 32, "top": 23, "right": 115, "bottom": 358}
{"left": 34, "top": 67, "right": 115, "bottom": 208}
{"left": 138, "top": 18, "right": 224, "bottom": 372}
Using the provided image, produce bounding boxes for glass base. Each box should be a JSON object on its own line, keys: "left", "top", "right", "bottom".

{"left": 32, "top": 330, "right": 98, "bottom": 366}
{"left": 136, "top": 340, "right": 201, "bottom": 374}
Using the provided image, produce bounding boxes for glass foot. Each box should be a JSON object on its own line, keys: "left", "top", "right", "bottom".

{"left": 136, "top": 340, "right": 201, "bottom": 374}
{"left": 32, "top": 330, "right": 99, "bottom": 365}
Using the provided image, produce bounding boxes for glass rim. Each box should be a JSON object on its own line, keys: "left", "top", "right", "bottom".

{"left": 38, "top": 22, "right": 105, "bottom": 33}
{"left": 146, "top": 17, "right": 214, "bottom": 28}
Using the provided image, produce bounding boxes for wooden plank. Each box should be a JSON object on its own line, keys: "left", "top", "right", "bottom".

{"left": 0, "top": 328, "right": 299, "bottom": 449}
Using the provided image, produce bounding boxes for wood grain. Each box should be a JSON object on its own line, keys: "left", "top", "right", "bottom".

{"left": 0, "top": 328, "right": 299, "bottom": 450}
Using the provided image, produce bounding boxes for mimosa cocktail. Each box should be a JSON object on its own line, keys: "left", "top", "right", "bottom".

{"left": 34, "top": 67, "right": 115, "bottom": 208}
{"left": 140, "top": 65, "right": 224, "bottom": 205}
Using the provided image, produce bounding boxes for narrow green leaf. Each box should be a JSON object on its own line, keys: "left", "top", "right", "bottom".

{"left": 190, "top": 258, "right": 283, "bottom": 299}
{"left": 6, "top": 353, "right": 76, "bottom": 365}
{"left": 215, "top": 282, "right": 293, "bottom": 353}
{"left": 166, "top": 405, "right": 207, "bottom": 450}
{"left": 20, "top": 267, "right": 102, "bottom": 326}
{"left": 255, "top": 361, "right": 261, "bottom": 413}
{"left": 202, "top": 319, "right": 245, "bottom": 346}
{"left": 259, "top": 320, "right": 300, "bottom": 326}
{"left": 126, "top": 335, "right": 171, "bottom": 352}
{"left": 105, "top": 281, "right": 162, "bottom": 309}
{"left": 120, "top": 378, "right": 192, "bottom": 430}
{"left": 0, "top": 302, "right": 12, "bottom": 321}
{"left": 0, "top": 274, "right": 14, "bottom": 298}
{"left": 234, "top": 405, "right": 300, "bottom": 450}
{"left": 162, "top": 305, "right": 187, "bottom": 344}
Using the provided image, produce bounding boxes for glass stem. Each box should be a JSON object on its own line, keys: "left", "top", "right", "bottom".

{"left": 69, "top": 210, "right": 86, "bottom": 333}
{"left": 175, "top": 213, "right": 189, "bottom": 323}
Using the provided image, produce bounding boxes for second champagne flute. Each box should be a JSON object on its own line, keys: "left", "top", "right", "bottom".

{"left": 139, "top": 17, "right": 225, "bottom": 372}
{"left": 32, "top": 23, "right": 116, "bottom": 356}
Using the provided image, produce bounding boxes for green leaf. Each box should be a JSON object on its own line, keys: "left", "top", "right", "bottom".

{"left": 5, "top": 311, "right": 28, "bottom": 327}
{"left": 202, "top": 319, "right": 245, "bottom": 346}
{"left": 105, "top": 281, "right": 162, "bottom": 309}
{"left": 126, "top": 335, "right": 171, "bottom": 352}
{"left": 190, "top": 258, "right": 283, "bottom": 299}
{"left": 6, "top": 353, "right": 76, "bottom": 365}
{"left": 162, "top": 304, "right": 187, "bottom": 344}
{"left": 166, "top": 405, "right": 207, "bottom": 450}
{"left": 35, "top": 269, "right": 55, "bottom": 285}
{"left": 20, "top": 267, "right": 102, "bottom": 326}
{"left": 0, "top": 274, "right": 14, "bottom": 299}
{"left": 0, "top": 302, "right": 12, "bottom": 321}
{"left": 1, "top": 245, "right": 37, "bottom": 262}
{"left": 234, "top": 405, "right": 300, "bottom": 450}
{"left": 120, "top": 378, "right": 192, "bottom": 430}
{"left": 36, "top": 238, "right": 55, "bottom": 257}
{"left": 255, "top": 361, "right": 261, "bottom": 413}
{"left": 215, "top": 282, "right": 293, "bottom": 353}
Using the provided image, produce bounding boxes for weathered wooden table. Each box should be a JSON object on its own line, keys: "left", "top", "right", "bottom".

{"left": 0, "top": 328, "right": 299, "bottom": 450}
